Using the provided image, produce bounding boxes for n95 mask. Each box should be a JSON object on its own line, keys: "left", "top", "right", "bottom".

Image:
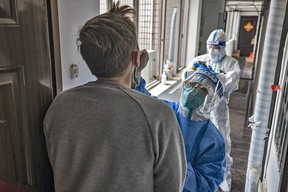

{"left": 208, "top": 48, "right": 225, "bottom": 63}
{"left": 181, "top": 87, "right": 206, "bottom": 110}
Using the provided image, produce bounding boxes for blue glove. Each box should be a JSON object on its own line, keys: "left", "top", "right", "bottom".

{"left": 192, "top": 61, "right": 201, "bottom": 69}
{"left": 193, "top": 61, "right": 213, "bottom": 71}
{"left": 198, "top": 63, "right": 211, "bottom": 71}
{"left": 198, "top": 64, "right": 218, "bottom": 75}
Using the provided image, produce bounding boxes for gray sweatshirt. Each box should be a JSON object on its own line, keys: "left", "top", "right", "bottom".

{"left": 44, "top": 80, "right": 186, "bottom": 192}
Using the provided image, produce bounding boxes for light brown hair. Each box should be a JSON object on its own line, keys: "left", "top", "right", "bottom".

{"left": 78, "top": 1, "right": 137, "bottom": 78}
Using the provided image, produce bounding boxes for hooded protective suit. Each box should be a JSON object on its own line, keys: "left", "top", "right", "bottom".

{"left": 184, "top": 29, "right": 240, "bottom": 191}
{"left": 135, "top": 66, "right": 226, "bottom": 192}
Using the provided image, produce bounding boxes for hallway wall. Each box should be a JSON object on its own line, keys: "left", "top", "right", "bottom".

{"left": 247, "top": 0, "right": 288, "bottom": 190}
{"left": 265, "top": 144, "right": 280, "bottom": 191}
{"left": 57, "top": 0, "right": 99, "bottom": 90}
{"left": 198, "top": 0, "right": 225, "bottom": 55}
{"left": 263, "top": 31, "right": 288, "bottom": 192}
{"left": 185, "top": 0, "right": 202, "bottom": 66}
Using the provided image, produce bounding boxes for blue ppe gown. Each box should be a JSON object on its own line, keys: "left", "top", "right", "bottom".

{"left": 135, "top": 78, "right": 226, "bottom": 192}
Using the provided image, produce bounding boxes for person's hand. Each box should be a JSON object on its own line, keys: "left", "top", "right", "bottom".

{"left": 192, "top": 60, "right": 207, "bottom": 70}
{"left": 198, "top": 63, "right": 213, "bottom": 71}
{"left": 132, "top": 49, "right": 149, "bottom": 88}
{"left": 192, "top": 61, "right": 201, "bottom": 69}
{"left": 138, "top": 49, "right": 149, "bottom": 73}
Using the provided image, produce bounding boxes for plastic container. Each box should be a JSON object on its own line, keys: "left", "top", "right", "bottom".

{"left": 161, "top": 71, "right": 167, "bottom": 85}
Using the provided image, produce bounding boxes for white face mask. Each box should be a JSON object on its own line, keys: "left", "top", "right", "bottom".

{"left": 208, "top": 48, "right": 225, "bottom": 62}
{"left": 208, "top": 47, "right": 226, "bottom": 62}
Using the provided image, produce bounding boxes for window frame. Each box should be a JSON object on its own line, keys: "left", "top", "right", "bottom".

{"left": 99, "top": 0, "right": 189, "bottom": 84}
{"left": 272, "top": 33, "right": 288, "bottom": 184}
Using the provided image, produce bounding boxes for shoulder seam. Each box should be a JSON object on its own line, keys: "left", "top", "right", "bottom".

{"left": 119, "top": 88, "right": 156, "bottom": 157}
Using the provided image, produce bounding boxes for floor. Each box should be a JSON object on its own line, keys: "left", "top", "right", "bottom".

{"left": 229, "top": 80, "right": 252, "bottom": 192}
{"left": 158, "top": 78, "right": 251, "bottom": 192}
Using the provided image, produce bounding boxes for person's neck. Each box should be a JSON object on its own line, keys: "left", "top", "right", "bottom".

{"left": 180, "top": 106, "right": 209, "bottom": 121}
{"left": 97, "top": 62, "right": 136, "bottom": 89}
{"left": 98, "top": 75, "right": 132, "bottom": 89}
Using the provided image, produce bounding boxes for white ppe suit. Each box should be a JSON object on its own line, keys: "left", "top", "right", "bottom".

{"left": 184, "top": 29, "right": 240, "bottom": 192}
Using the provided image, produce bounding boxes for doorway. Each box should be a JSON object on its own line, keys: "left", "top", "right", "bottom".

{"left": 0, "top": 0, "right": 55, "bottom": 191}
{"left": 238, "top": 16, "right": 258, "bottom": 57}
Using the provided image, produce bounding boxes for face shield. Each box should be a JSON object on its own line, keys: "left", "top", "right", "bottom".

{"left": 207, "top": 29, "right": 227, "bottom": 63}
{"left": 181, "top": 67, "right": 224, "bottom": 119}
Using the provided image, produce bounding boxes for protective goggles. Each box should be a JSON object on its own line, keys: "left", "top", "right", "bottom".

{"left": 207, "top": 41, "right": 226, "bottom": 46}
{"left": 192, "top": 68, "right": 224, "bottom": 99}
{"left": 184, "top": 82, "right": 209, "bottom": 96}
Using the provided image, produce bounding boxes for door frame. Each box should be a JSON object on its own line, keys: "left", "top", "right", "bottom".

{"left": 237, "top": 15, "right": 258, "bottom": 57}
{"left": 48, "top": 0, "right": 63, "bottom": 95}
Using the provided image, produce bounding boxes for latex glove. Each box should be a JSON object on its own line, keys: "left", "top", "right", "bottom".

{"left": 183, "top": 61, "right": 208, "bottom": 81}
{"left": 192, "top": 61, "right": 201, "bottom": 70}
{"left": 198, "top": 63, "right": 214, "bottom": 73}
{"left": 132, "top": 49, "right": 149, "bottom": 88}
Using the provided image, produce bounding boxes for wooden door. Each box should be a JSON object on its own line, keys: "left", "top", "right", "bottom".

{"left": 238, "top": 16, "right": 258, "bottom": 57}
{"left": 0, "top": 0, "right": 54, "bottom": 191}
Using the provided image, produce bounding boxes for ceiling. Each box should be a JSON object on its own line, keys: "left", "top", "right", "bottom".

{"left": 226, "top": 0, "right": 265, "bottom": 12}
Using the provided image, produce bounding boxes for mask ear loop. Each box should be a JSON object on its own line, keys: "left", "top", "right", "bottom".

{"left": 131, "top": 66, "right": 138, "bottom": 88}
{"left": 187, "top": 109, "right": 193, "bottom": 119}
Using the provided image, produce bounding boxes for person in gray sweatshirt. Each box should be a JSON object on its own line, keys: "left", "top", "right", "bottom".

{"left": 43, "top": 1, "right": 186, "bottom": 192}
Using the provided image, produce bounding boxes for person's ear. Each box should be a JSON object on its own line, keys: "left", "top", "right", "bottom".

{"left": 132, "top": 51, "right": 140, "bottom": 67}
